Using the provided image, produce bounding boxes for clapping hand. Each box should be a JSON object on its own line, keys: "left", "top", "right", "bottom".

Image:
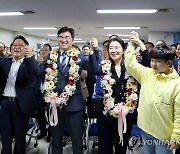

{"left": 25, "top": 46, "right": 35, "bottom": 58}
{"left": 89, "top": 38, "right": 99, "bottom": 55}
{"left": 90, "top": 38, "right": 99, "bottom": 50}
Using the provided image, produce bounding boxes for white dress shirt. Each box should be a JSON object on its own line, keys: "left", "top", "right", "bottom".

{"left": 3, "top": 58, "right": 24, "bottom": 97}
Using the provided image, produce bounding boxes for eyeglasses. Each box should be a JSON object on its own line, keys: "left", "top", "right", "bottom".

{"left": 57, "top": 36, "right": 71, "bottom": 41}
{"left": 12, "top": 44, "right": 26, "bottom": 48}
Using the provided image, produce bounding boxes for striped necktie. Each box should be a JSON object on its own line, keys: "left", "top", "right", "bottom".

{"left": 61, "top": 52, "right": 66, "bottom": 69}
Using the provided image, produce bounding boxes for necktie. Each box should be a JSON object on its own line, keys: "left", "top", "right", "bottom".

{"left": 61, "top": 52, "right": 66, "bottom": 69}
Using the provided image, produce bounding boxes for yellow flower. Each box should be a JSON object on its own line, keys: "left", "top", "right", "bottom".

{"left": 50, "top": 70, "right": 56, "bottom": 75}
{"left": 125, "top": 101, "right": 131, "bottom": 108}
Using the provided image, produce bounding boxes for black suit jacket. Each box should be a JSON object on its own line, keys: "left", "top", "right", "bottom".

{"left": 173, "top": 58, "right": 180, "bottom": 75}
{"left": 0, "top": 57, "right": 37, "bottom": 114}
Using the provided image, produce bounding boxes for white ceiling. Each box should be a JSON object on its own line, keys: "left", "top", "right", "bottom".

{"left": 0, "top": 0, "right": 180, "bottom": 43}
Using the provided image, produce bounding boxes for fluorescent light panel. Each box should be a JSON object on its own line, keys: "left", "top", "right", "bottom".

{"left": 47, "top": 34, "right": 57, "bottom": 36}
{"left": 107, "top": 34, "right": 130, "bottom": 37}
{"left": 104, "top": 27, "right": 140, "bottom": 30}
{"left": 74, "top": 40, "right": 86, "bottom": 43}
{"left": 97, "top": 9, "right": 157, "bottom": 14}
{"left": 0, "top": 12, "right": 24, "bottom": 16}
{"left": 24, "top": 27, "right": 57, "bottom": 30}
{"left": 122, "top": 39, "right": 129, "bottom": 41}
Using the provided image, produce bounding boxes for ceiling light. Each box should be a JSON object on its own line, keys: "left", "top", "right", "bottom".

{"left": 47, "top": 34, "right": 57, "bottom": 36}
{"left": 74, "top": 38, "right": 82, "bottom": 41}
{"left": 0, "top": 12, "right": 24, "bottom": 16}
{"left": 122, "top": 39, "right": 129, "bottom": 41}
{"left": 24, "top": 27, "right": 57, "bottom": 30}
{"left": 107, "top": 34, "right": 130, "bottom": 37}
{"left": 104, "top": 27, "right": 140, "bottom": 30}
{"left": 97, "top": 9, "right": 157, "bottom": 14}
{"left": 74, "top": 40, "right": 86, "bottom": 43}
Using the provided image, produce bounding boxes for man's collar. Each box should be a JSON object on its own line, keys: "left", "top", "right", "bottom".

{"left": 12, "top": 57, "right": 24, "bottom": 63}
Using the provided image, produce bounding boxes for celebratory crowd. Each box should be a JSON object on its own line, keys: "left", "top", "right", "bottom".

{"left": 0, "top": 26, "right": 180, "bottom": 154}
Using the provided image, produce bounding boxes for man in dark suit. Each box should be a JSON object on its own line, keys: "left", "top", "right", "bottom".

{"left": 35, "top": 26, "right": 89, "bottom": 154}
{"left": 35, "top": 44, "right": 52, "bottom": 141}
{"left": 0, "top": 42, "right": 6, "bottom": 61}
{"left": 0, "top": 35, "right": 37, "bottom": 154}
{"left": 173, "top": 43, "right": 180, "bottom": 75}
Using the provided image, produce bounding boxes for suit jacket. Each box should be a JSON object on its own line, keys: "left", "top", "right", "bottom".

{"left": 173, "top": 58, "right": 180, "bottom": 75}
{"left": 35, "top": 51, "right": 90, "bottom": 112}
{"left": 0, "top": 57, "right": 37, "bottom": 114}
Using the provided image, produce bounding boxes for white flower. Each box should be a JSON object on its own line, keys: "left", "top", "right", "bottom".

{"left": 48, "top": 75, "right": 54, "bottom": 81}
{"left": 129, "top": 93, "right": 138, "bottom": 100}
{"left": 53, "top": 63, "right": 58, "bottom": 69}
{"left": 46, "top": 68, "right": 51, "bottom": 73}
{"left": 47, "top": 60, "right": 51, "bottom": 64}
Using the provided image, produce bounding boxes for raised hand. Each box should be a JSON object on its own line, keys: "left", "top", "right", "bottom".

{"left": 25, "top": 46, "right": 35, "bottom": 58}
{"left": 90, "top": 38, "right": 99, "bottom": 51}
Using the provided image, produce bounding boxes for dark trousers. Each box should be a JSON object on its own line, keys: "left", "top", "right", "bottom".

{"left": 0, "top": 98, "right": 29, "bottom": 154}
{"left": 97, "top": 100, "right": 134, "bottom": 154}
{"left": 36, "top": 100, "right": 47, "bottom": 133}
{"left": 175, "top": 148, "right": 180, "bottom": 154}
{"left": 50, "top": 108, "right": 84, "bottom": 154}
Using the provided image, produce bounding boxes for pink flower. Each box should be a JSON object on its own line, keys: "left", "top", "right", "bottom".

{"left": 68, "top": 80, "right": 75, "bottom": 85}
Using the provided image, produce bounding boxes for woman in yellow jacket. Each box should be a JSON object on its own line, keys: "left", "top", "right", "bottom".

{"left": 125, "top": 31, "right": 180, "bottom": 154}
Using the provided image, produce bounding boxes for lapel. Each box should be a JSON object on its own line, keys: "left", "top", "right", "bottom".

{"left": 16, "top": 60, "right": 26, "bottom": 79}
{"left": 4, "top": 58, "right": 13, "bottom": 78}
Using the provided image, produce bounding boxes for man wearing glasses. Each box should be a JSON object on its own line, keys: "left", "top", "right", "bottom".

{"left": 0, "top": 35, "right": 37, "bottom": 154}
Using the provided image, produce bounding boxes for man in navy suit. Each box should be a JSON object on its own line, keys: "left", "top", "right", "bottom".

{"left": 0, "top": 35, "right": 37, "bottom": 154}
{"left": 173, "top": 43, "right": 180, "bottom": 75}
{"left": 35, "top": 26, "right": 89, "bottom": 154}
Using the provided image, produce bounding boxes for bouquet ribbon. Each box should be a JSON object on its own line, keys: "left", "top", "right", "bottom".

{"left": 116, "top": 105, "right": 129, "bottom": 145}
{"left": 49, "top": 102, "right": 58, "bottom": 126}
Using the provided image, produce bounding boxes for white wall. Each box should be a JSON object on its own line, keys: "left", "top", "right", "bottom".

{"left": 148, "top": 31, "right": 174, "bottom": 46}
{"left": 0, "top": 28, "right": 54, "bottom": 50}
{"left": 0, "top": 28, "right": 15, "bottom": 46}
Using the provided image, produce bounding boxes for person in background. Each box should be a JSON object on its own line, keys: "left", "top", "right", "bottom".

{"left": 35, "top": 43, "right": 52, "bottom": 142}
{"left": 4, "top": 46, "right": 12, "bottom": 58}
{"left": 82, "top": 44, "right": 90, "bottom": 58}
{"left": 170, "top": 44, "right": 177, "bottom": 54}
{"left": 155, "top": 40, "right": 167, "bottom": 47}
{"left": 82, "top": 41, "right": 99, "bottom": 117}
{"left": 173, "top": 43, "right": 180, "bottom": 75}
{"left": 125, "top": 31, "right": 180, "bottom": 154}
{"left": 0, "top": 35, "right": 37, "bottom": 154}
{"left": 95, "top": 39, "right": 109, "bottom": 96}
{"left": 145, "top": 41, "right": 154, "bottom": 53}
{"left": 0, "top": 42, "right": 6, "bottom": 61}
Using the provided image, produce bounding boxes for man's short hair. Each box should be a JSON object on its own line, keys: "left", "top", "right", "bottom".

{"left": 82, "top": 44, "right": 90, "bottom": 49}
{"left": 57, "top": 26, "right": 75, "bottom": 40}
{"left": 12, "top": 35, "right": 29, "bottom": 46}
{"left": 103, "top": 40, "right": 109, "bottom": 46}
{"left": 150, "top": 46, "right": 175, "bottom": 61}
{"left": 145, "top": 42, "right": 154, "bottom": 47}
{"left": 44, "top": 43, "right": 52, "bottom": 51}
